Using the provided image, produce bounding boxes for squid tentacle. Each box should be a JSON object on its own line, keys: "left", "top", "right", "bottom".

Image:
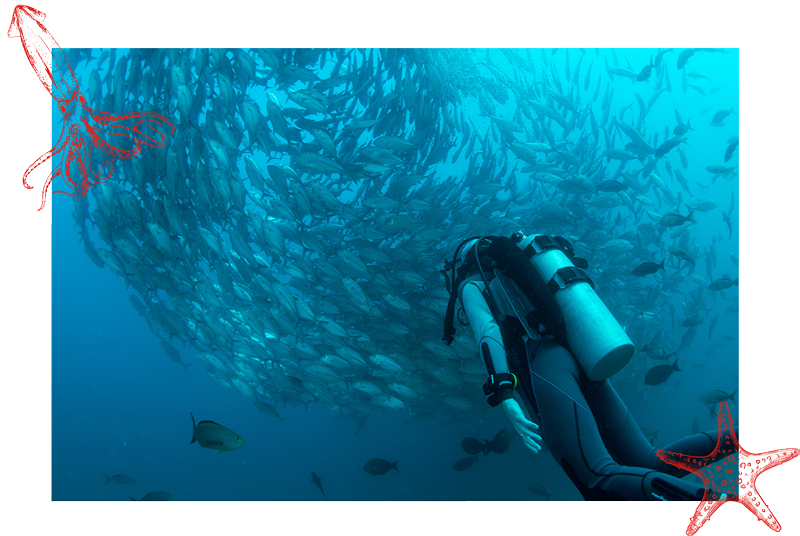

{"left": 62, "top": 124, "right": 85, "bottom": 190}
{"left": 37, "top": 166, "right": 63, "bottom": 212}
{"left": 81, "top": 116, "right": 144, "bottom": 160}
{"left": 81, "top": 142, "right": 115, "bottom": 185}
{"left": 56, "top": 141, "right": 90, "bottom": 198}
{"left": 71, "top": 144, "right": 93, "bottom": 194}
{"left": 87, "top": 107, "right": 174, "bottom": 148}
{"left": 22, "top": 129, "right": 69, "bottom": 189}
{"left": 91, "top": 158, "right": 116, "bottom": 185}
{"left": 62, "top": 145, "right": 85, "bottom": 193}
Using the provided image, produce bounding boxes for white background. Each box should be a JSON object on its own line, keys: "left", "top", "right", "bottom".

{"left": 0, "top": 2, "right": 794, "bottom": 536}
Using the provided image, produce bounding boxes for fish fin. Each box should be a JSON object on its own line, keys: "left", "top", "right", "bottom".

{"left": 127, "top": 494, "right": 137, "bottom": 501}
{"left": 101, "top": 473, "right": 111, "bottom": 485}
{"left": 189, "top": 413, "right": 197, "bottom": 444}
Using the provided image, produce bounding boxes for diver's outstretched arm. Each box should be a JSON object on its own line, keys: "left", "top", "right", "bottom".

{"left": 460, "top": 279, "right": 510, "bottom": 375}
{"left": 460, "top": 278, "right": 542, "bottom": 453}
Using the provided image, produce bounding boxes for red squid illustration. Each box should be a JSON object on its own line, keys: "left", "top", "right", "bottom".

{"left": 7, "top": 5, "right": 174, "bottom": 210}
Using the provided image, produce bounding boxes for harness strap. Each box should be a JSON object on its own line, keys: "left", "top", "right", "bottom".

{"left": 546, "top": 266, "right": 594, "bottom": 295}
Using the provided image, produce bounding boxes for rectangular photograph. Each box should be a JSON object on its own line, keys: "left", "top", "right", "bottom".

{"left": 50, "top": 47, "right": 739, "bottom": 502}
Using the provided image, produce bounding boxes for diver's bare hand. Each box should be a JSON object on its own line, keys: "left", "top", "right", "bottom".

{"left": 501, "top": 398, "right": 543, "bottom": 454}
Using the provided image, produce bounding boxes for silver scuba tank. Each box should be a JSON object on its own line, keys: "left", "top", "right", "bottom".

{"left": 516, "top": 234, "right": 634, "bottom": 381}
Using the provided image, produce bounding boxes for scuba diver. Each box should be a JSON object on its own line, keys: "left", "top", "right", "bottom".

{"left": 442, "top": 232, "right": 730, "bottom": 501}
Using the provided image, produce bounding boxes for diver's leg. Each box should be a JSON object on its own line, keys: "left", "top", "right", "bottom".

{"left": 580, "top": 375, "right": 661, "bottom": 468}
{"left": 581, "top": 376, "right": 737, "bottom": 479}
{"left": 655, "top": 430, "right": 738, "bottom": 485}
{"left": 529, "top": 340, "right": 704, "bottom": 501}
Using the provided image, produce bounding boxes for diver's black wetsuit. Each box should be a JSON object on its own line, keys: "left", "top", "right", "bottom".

{"left": 516, "top": 337, "right": 730, "bottom": 501}
{"left": 447, "top": 234, "right": 734, "bottom": 501}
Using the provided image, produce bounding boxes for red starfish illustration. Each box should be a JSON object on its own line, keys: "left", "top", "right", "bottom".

{"left": 658, "top": 401, "right": 799, "bottom": 535}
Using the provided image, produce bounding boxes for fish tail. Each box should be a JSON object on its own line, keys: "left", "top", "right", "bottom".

{"left": 659, "top": 259, "right": 665, "bottom": 271}
{"left": 733, "top": 278, "right": 739, "bottom": 286}
{"left": 190, "top": 412, "right": 197, "bottom": 444}
{"left": 731, "top": 388, "right": 738, "bottom": 405}
{"left": 687, "top": 210, "right": 697, "bottom": 223}
{"left": 101, "top": 473, "right": 111, "bottom": 485}
{"left": 391, "top": 460, "right": 399, "bottom": 471}
{"left": 673, "top": 358, "right": 681, "bottom": 371}
{"left": 127, "top": 494, "right": 137, "bottom": 501}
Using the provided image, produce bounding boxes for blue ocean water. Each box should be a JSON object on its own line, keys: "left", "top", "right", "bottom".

{"left": 52, "top": 48, "right": 738, "bottom": 501}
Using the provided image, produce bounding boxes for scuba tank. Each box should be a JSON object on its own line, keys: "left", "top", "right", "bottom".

{"left": 515, "top": 233, "right": 634, "bottom": 381}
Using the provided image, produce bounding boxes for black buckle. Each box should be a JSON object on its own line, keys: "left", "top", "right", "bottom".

{"left": 546, "top": 266, "right": 594, "bottom": 295}
{"left": 522, "top": 235, "right": 589, "bottom": 269}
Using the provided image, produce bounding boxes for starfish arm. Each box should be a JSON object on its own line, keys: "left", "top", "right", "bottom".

{"left": 660, "top": 403, "right": 795, "bottom": 534}
{"left": 686, "top": 498, "right": 726, "bottom": 536}
{"left": 657, "top": 449, "right": 711, "bottom": 473}
{"left": 740, "top": 488, "right": 781, "bottom": 532}
{"left": 733, "top": 447, "right": 799, "bottom": 532}
{"left": 752, "top": 447, "right": 800, "bottom": 475}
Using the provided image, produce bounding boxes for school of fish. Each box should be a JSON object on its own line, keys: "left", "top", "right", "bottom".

{"left": 66, "top": 48, "right": 739, "bottom": 430}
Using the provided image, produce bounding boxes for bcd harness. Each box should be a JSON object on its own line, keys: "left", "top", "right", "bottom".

{"left": 441, "top": 234, "right": 591, "bottom": 407}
